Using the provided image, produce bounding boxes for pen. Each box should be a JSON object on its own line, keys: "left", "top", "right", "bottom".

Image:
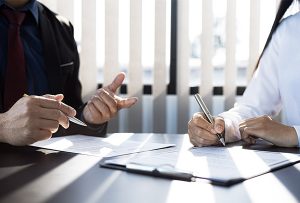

{"left": 126, "top": 163, "right": 195, "bottom": 182}
{"left": 23, "top": 94, "right": 87, "bottom": 127}
{"left": 194, "top": 93, "right": 225, "bottom": 146}
{"left": 67, "top": 116, "right": 87, "bottom": 127}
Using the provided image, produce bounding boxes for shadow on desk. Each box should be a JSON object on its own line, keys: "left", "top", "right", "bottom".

{"left": 0, "top": 143, "right": 76, "bottom": 200}
{"left": 242, "top": 139, "right": 300, "bottom": 154}
{"left": 0, "top": 138, "right": 173, "bottom": 203}
{"left": 1, "top": 135, "right": 300, "bottom": 203}
{"left": 241, "top": 139, "right": 300, "bottom": 201}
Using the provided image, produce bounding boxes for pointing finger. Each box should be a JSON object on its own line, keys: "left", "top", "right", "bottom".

{"left": 44, "top": 94, "right": 64, "bottom": 102}
{"left": 117, "top": 97, "right": 138, "bottom": 109}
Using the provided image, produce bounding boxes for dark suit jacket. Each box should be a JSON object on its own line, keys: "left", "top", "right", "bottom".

{"left": 0, "top": 2, "right": 107, "bottom": 137}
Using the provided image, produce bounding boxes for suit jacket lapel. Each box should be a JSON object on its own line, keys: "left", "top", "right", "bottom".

{"left": 0, "top": 79, "right": 3, "bottom": 113}
{"left": 38, "top": 4, "right": 63, "bottom": 94}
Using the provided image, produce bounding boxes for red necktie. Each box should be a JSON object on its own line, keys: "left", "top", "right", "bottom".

{"left": 1, "top": 9, "right": 27, "bottom": 111}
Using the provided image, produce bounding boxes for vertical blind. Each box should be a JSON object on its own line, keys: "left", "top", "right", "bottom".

{"left": 38, "top": 0, "right": 279, "bottom": 134}
{"left": 153, "top": 0, "right": 167, "bottom": 133}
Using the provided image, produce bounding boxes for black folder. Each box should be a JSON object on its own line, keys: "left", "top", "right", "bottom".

{"left": 100, "top": 146, "right": 300, "bottom": 186}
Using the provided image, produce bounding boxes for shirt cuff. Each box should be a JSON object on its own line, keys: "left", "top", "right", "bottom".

{"left": 293, "top": 125, "right": 300, "bottom": 147}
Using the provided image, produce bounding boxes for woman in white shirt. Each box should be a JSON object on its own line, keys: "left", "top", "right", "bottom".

{"left": 188, "top": 0, "right": 300, "bottom": 147}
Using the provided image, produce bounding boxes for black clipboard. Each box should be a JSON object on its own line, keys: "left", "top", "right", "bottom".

{"left": 100, "top": 159, "right": 247, "bottom": 186}
{"left": 100, "top": 146, "right": 300, "bottom": 186}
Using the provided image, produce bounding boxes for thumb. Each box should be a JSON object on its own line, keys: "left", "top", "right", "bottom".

{"left": 117, "top": 97, "right": 138, "bottom": 109}
{"left": 44, "top": 94, "right": 64, "bottom": 102}
{"left": 214, "top": 117, "right": 225, "bottom": 134}
{"left": 106, "top": 72, "right": 125, "bottom": 93}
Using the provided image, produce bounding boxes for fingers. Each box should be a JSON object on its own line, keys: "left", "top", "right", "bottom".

{"left": 110, "top": 93, "right": 138, "bottom": 109}
{"left": 35, "top": 119, "right": 60, "bottom": 133}
{"left": 214, "top": 117, "right": 225, "bottom": 134}
{"left": 239, "top": 116, "right": 272, "bottom": 144}
{"left": 38, "top": 107, "right": 69, "bottom": 129}
{"left": 118, "top": 97, "right": 138, "bottom": 109}
{"left": 42, "top": 94, "right": 76, "bottom": 117}
{"left": 103, "top": 72, "right": 138, "bottom": 109}
{"left": 92, "top": 89, "right": 118, "bottom": 116}
{"left": 106, "top": 72, "right": 125, "bottom": 93}
{"left": 97, "top": 90, "right": 118, "bottom": 114}
{"left": 191, "top": 113, "right": 217, "bottom": 134}
{"left": 90, "top": 95, "right": 114, "bottom": 121}
{"left": 84, "top": 86, "right": 138, "bottom": 124}
{"left": 240, "top": 116, "right": 298, "bottom": 147}
{"left": 24, "top": 95, "right": 75, "bottom": 129}
{"left": 85, "top": 101, "right": 103, "bottom": 122}
{"left": 42, "top": 94, "right": 76, "bottom": 128}
{"left": 44, "top": 94, "right": 64, "bottom": 102}
{"left": 189, "top": 119, "right": 219, "bottom": 142}
{"left": 4, "top": 95, "right": 76, "bottom": 146}
{"left": 239, "top": 116, "right": 272, "bottom": 142}
{"left": 188, "top": 113, "right": 226, "bottom": 147}
{"left": 188, "top": 126, "right": 218, "bottom": 147}
{"left": 188, "top": 114, "right": 220, "bottom": 147}
{"left": 240, "top": 127, "right": 257, "bottom": 144}
{"left": 240, "top": 119, "right": 257, "bottom": 144}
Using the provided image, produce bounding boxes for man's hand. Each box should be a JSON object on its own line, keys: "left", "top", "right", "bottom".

{"left": 83, "top": 72, "right": 138, "bottom": 125}
{"left": 0, "top": 94, "right": 76, "bottom": 146}
{"left": 239, "top": 115, "right": 298, "bottom": 147}
{"left": 188, "top": 112, "right": 225, "bottom": 147}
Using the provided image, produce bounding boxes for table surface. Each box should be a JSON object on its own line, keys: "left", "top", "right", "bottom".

{"left": 1, "top": 133, "right": 300, "bottom": 203}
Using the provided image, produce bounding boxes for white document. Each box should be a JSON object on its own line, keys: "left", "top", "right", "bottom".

{"left": 31, "top": 134, "right": 175, "bottom": 158}
{"left": 109, "top": 146, "right": 300, "bottom": 184}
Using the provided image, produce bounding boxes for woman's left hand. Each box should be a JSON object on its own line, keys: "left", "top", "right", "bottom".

{"left": 239, "top": 115, "right": 298, "bottom": 147}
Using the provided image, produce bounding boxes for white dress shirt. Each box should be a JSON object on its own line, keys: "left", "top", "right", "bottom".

{"left": 219, "top": 12, "right": 300, "bottom": 146}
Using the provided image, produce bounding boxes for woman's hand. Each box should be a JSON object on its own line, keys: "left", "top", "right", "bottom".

{"left": 239, "top": 115, "right": 298, "bottom": 147}
{"left": 188, "top": 112, "right": 225, "bottom": 147}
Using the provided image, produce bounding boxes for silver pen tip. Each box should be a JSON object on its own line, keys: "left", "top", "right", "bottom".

{"left": 220, "top": 138, "right": 226, "bottom": 146}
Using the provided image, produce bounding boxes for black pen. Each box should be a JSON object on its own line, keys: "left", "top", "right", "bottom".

{"left": 126, "top": 163, "right": 195, "bottom": 182}
{"left": 194, "top": 93, "right": 225, "bottom": 146}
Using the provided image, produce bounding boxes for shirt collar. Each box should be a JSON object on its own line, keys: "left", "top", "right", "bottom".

{"left": 0, "top": 0, "right": 39, "bottom": 24}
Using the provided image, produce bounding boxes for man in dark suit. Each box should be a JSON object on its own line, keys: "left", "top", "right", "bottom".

{"left": 0, "top": 0, "right": 137, "bottom": 146}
